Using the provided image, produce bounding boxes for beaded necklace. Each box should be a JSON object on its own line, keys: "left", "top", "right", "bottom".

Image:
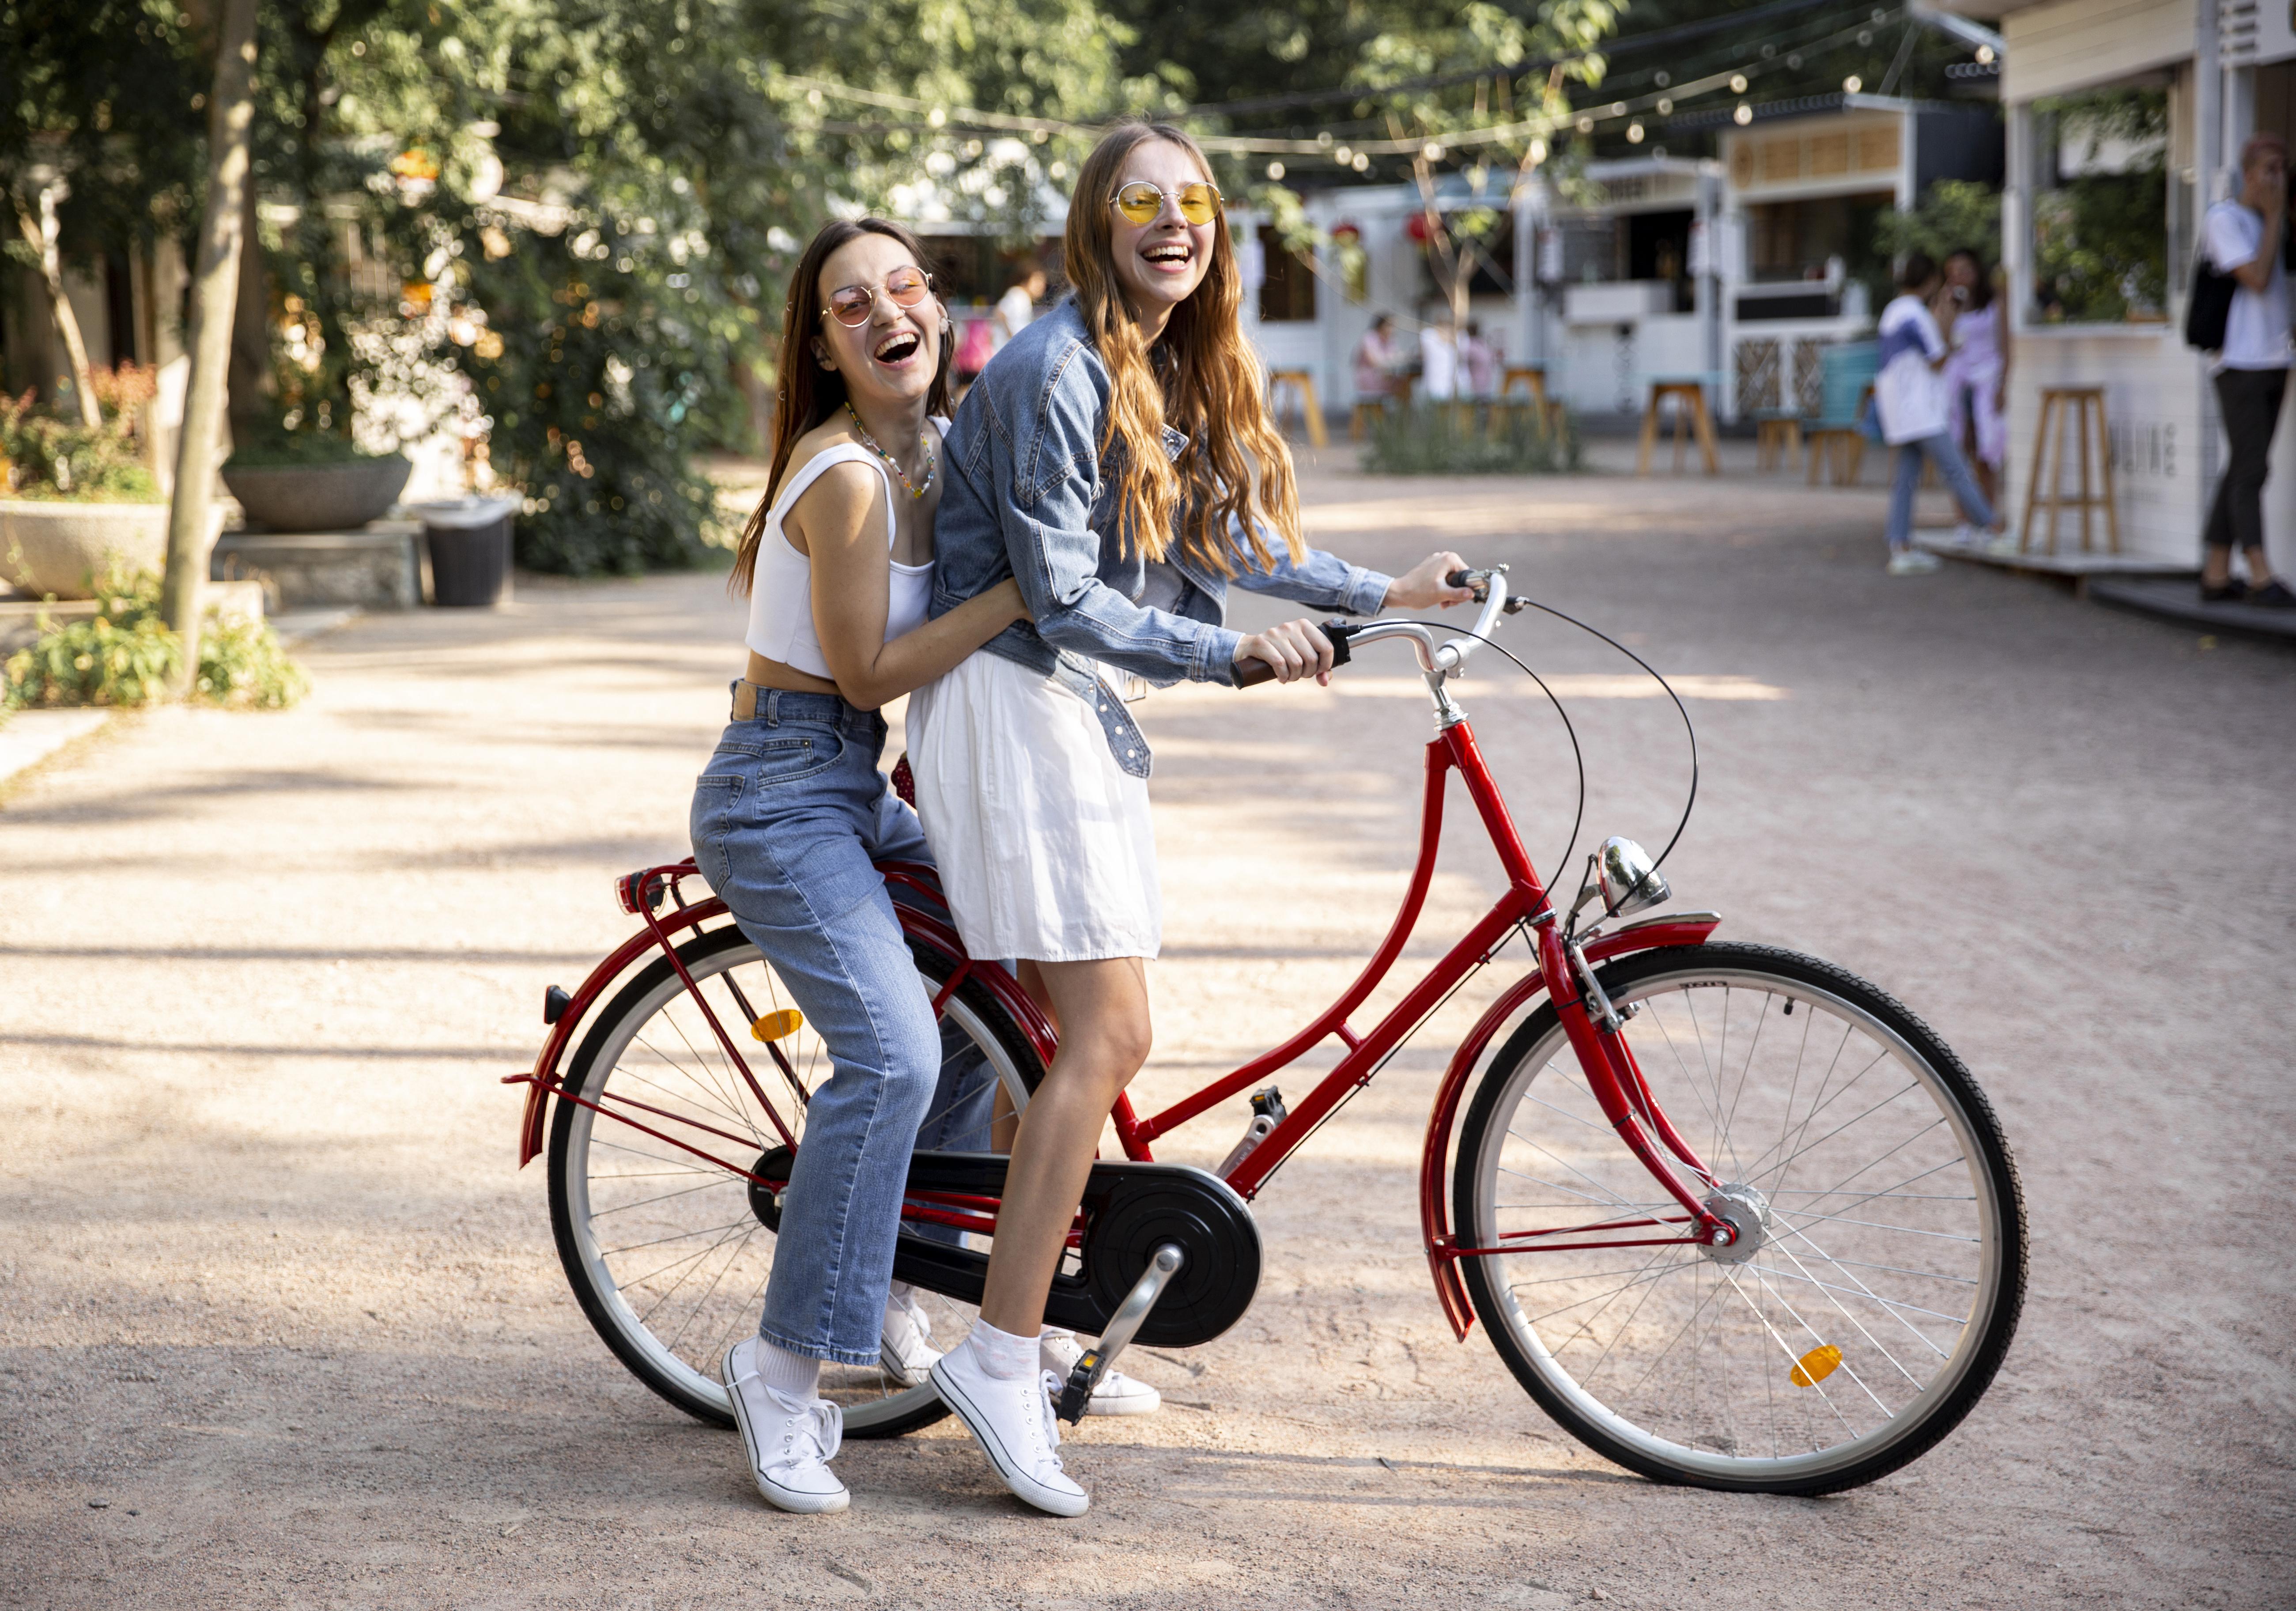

{"left": 845, "top": 403, "right": 936, "bottom": 499}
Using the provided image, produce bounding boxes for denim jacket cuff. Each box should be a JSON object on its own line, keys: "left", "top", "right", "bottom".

{"left": 1344, "top": 565, "right": 1394, "bottom": 617}
{"left": 1198, "top": 624, "right": 1245, "bottom": 686}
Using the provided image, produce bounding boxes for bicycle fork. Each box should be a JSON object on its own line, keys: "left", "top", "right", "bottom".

{"left": 1545, "top": 924, "right": 1737, "bottom": 1248}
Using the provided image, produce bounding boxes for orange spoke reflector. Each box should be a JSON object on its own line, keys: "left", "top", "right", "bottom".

{"left": 1790, "top": 1344, "right": 1843, "bottom": 1387}
{"left": 751, "top": 1008, "right": 804, "bottom": 1043}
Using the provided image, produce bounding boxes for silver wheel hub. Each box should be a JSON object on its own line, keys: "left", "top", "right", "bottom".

{"left": 1700, "top": 1183, "right": 1772, "bottom": 1264}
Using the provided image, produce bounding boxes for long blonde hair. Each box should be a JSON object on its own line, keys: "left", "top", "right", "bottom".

{"left": 1065, "top": 121, "right": 1303, "bottom": 577}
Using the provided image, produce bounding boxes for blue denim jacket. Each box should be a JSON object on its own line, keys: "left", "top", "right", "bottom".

{"left": 929, "top": 299, "right": 1392, "bottom": 774}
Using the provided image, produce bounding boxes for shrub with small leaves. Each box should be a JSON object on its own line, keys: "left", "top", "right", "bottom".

{"left": 0, "top": 369, "right": 163, "bottom": 503}
{"left": 1363, "top": 403, "right": 1582, "bottom": 476}
{"left": 2, "top": 568, "right": 308, "bottom": 712}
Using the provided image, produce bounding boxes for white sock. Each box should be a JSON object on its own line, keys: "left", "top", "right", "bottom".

{"left": 755, "top": 1338, "right": 822, "bottom": 1402}
{"left": 966, "top": 1318, "right": 1040, "bottom": 1381}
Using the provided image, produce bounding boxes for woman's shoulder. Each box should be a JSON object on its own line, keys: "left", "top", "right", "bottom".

{"left": 780, "top": 426, "right": 885, "bottom": 517}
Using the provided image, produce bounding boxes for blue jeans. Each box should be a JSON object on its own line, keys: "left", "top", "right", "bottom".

{"left": 689, "top": 687, "right": 989, "bottom": 1365}
{"left": 1888, "top": 431, "right": 1997, "bottom": 550}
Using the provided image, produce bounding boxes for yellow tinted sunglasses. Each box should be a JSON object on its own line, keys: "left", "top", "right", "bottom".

{"left": 1111, "top": 180, "right": 1224, "bottom": 227}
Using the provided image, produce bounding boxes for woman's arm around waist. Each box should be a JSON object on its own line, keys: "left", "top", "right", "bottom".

{"left": 793, "top": 463, "right": 1028, "bottom": 709}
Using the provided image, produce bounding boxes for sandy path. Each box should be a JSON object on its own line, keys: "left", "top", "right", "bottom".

{"left": 2, "top": 461, "right": 2290, "bottom": 1609}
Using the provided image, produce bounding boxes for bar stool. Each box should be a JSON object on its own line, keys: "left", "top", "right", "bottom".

{"left": 2019, "top": 386, "right": 2119, "bottom": 555}
{"left": 1495, "top": 365, "right": 1561, "bottom": 434}
{"left": 1350, "top": 393, "right": 1391, "bottom": 439}
{"left": 1267, "top": 368, "right": 1328, "bottom": 449}
{"left": 1753, "top": 411, "right": 1804, "bottom": 472}
{"left": 1636, "top": 375, "right": 1720, "bottom": 475}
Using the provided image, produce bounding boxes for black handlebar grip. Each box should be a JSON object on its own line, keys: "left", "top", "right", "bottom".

{"left": 1446, "top": 568, "right": 1473, "bottom": 588}
{"left": 1233, "top": 620, "right": 1356, "bottom": 688}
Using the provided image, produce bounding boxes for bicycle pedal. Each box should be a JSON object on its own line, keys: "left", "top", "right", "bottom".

{"left": 1056, "top": 1351, "right": 1102, "bottom": 1424}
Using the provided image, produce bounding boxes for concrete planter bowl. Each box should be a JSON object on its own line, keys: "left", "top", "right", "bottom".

{"left": 222, "top": 454, "right": 411, "bottom": 533}
{"left": 0, "top": 498, "right": 222, "bottom": 600}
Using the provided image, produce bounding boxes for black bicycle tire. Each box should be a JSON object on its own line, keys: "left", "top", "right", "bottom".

{"left": 1453, "top": 941, "right": 2027, "bottom": 1496}
{"left": 545, "top": 922, "right": 1048, "bottom": 1436}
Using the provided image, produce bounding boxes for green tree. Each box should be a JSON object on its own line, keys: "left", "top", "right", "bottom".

{"left": 1877, "top": 179, "right": 2002, "bottom": 268}
{"left": 0, "top": 0, "right": 203, "bottom": 419}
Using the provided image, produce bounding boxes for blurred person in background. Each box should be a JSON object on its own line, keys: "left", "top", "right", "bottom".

{"left": 2199, "top": 132, "right": 2296, "bottom": 607}
{"left": 1941, "top": 249, "right": 2010, "bottom": 515}
{"left": 1874, "top": 252, "right": 2004, "bottom": 574}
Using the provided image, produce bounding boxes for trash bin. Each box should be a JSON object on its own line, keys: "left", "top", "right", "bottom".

{"left": 414, "top": 496, "right": 519, "bottom": 608}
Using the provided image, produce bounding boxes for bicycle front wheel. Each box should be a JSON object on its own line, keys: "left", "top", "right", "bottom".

{"left": 546, "top": 923, "right": 1043, "bottom": 1436}
{"left": 1455, "top": 942, "right": 2025, "bottom": 1494}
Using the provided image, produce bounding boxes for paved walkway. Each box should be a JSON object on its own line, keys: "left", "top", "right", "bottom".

{"left": 3, "top": 459, "right": 2290, "bottom": 1609}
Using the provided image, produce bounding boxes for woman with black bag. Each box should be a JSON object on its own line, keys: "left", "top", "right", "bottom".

{"left": 2195, "top": 132, "right": 2296, "bottom": 607}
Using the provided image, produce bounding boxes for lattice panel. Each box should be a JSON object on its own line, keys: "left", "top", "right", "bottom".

{"left": 1735, "top": 339, "right": 1782, "bottom": 413}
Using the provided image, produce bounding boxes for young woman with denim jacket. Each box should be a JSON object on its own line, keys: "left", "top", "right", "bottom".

{"left": 694, "top": 219, "right": 1032, "bottom": 1515}
{"left": 909, "top": 120, "right": 1473, "bottom": 1516}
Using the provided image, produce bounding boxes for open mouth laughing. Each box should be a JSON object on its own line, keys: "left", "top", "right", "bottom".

{"left": 872, "top": 329, "right": 922, "bottom": 367}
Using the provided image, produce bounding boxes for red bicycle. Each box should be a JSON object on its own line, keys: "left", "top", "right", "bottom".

{"left": 510, "top": 567, "right": 2025, "bottom": 1496}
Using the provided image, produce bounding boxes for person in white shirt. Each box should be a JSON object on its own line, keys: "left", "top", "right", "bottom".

{"left": 2200, "top": 133, "right": 2296, "bottom": 607}
{"left": 1418, "top": 319, "right": 1459, "bottom": 401}
{"left": 1874, "top": 252, "right": 2005, "bottom": 575}
{"left": 991, "top": 260, "right": 1046, "bottom": 352}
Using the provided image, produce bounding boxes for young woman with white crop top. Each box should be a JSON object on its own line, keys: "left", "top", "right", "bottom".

{"left": 691, "top": 218, "right": 1029, "bottom": 1516}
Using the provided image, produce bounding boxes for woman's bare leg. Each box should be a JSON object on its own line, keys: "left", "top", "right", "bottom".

{"left": 978, "top": 956, "right": 1151, "bottom": 1336}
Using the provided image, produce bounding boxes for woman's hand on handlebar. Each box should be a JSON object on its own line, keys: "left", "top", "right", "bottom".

{"left": 1235, "top": 618, "right": 1336, "bottom": 686}
{"left": 1382, "top": 551, "right": 1478, "bottom": 611}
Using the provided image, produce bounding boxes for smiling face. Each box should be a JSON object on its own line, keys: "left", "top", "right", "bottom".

{"left": 1107, "top": 137, "right": 1220, "bottom": 331}
{"left": 812, "top": 232, "right": 942, "bottom": 411}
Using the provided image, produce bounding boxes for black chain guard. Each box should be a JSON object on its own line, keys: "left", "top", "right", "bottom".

{"left": 752, "top": 1150, "right": 1261, "bottom": 1347}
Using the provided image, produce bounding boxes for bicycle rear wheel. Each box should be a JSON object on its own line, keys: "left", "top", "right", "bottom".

{"left": 546, "top": 922, "right": 1044, "bottom": 1435}
{"left": 1455, "top": 942, "right": 2024, "bottom": 1494}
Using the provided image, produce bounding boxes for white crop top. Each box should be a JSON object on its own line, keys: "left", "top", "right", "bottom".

{"left": 744, "top": 418, "right": 948, "bottom": 679}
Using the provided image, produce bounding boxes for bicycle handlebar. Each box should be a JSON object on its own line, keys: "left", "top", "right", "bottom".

{"left": 1231, "top": 563, "right": 1518, "bottom": 688}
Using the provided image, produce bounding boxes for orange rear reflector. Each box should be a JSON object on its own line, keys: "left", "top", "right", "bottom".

{"left": 751, "top": 1008, "right": 804, "bottom": 1043}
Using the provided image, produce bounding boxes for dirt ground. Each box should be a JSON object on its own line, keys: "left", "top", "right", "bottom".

{"left": 3, "top": 454, "right": 2292, "bottom": 1610}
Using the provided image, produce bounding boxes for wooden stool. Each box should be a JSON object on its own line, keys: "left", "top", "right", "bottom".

{"left": 1754, "top": 413, "right": 1803, "bottom": 472}
{"left": 1805, "top": 384, "right": 1875, "bottom": 486}
{"left": 2019, "top": 386, "right": 2119, "bottom": 555}
{"left": 1350, "top": 398, "right": 1388, "bottom": 440}
{"left": 1267, "top": 368, "right": 1328, "bottom": 449}
{"left": 1496, "top": 365, "right": 1561, "bottom": 434}
{"left": 1637, "top": 379, "right": 1719, "bottom": 475}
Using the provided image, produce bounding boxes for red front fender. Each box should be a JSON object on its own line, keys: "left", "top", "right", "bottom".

{"left": 1418, "top": 912, "right": 1722, "bottom": 1339}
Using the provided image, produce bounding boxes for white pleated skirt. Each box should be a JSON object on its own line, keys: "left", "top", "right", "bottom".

{"left": 906, "top": 652, "right": 1161, "bottom": 963}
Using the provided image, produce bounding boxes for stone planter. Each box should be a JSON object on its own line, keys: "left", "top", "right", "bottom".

{"left": 0, "top": 498, "right": 222, "bottom": 600}
{"left": 221, "top": 454, "right": 411, "bottom": 533}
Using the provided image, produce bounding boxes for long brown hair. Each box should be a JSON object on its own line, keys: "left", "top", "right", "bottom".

{"left": 1066, "top": 121, "right": 1303, "bottom": 577}
{"left": 731, "top": 218, "right": 952, "bottom": 596}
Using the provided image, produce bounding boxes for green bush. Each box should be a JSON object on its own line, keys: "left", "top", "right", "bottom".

{"left": 2, "top": 568, "right": 308, "bottom": 712}
{"left": 1363, "top": 402, "right": 1582, "bottom": 475}
{"left": 221, "top": 429, "right": 391, "bottom": 470}
{"left": 0, "top": 373, "right": 162, "bottom": 503}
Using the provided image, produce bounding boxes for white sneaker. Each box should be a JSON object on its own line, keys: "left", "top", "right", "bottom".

{"left": 1984, "top": 531, "right": 2022, "bottom": 558}
{"left": 930, "top": 1342, "right": 1090, "bottom": 1517}
{"left": 1886, "top": 549, "right": 1942, "bottom": 575}
{"left": 721, "top": 1338, "right": 849, "bottom": 1514}
{"left": 880, "top": 1284, "right": 939, "bottom": 1387}
{"left": 1040, "top": 1329, "right": 1162, "bottom": 1417}
{"left": 1951, "top": 522, "right": 1979, "bottom": 548}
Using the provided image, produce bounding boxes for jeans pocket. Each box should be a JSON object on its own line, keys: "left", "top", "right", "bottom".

{"left": 717, "top": 729, "right": 845, "bottom": 788}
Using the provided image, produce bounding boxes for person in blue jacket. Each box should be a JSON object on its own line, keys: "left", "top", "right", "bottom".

{"left": 906, "top": 118, "right": 1472, "bottom": 1515}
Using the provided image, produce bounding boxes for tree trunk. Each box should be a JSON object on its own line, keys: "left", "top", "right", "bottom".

{"left": 160, "top": 0, "right": 260, "bottom": 696}
{"left": 12, "top": 188, "right": 103, "bottom": 430}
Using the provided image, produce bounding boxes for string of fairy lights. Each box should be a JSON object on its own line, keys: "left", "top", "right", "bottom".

{"left": 759, "top": 2, "right": 1990, "bottom": 182}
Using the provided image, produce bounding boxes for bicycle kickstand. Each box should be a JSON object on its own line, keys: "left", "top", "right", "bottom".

{"left": 1055, "top": 1243, "right": 1185, "bottom": 1424}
